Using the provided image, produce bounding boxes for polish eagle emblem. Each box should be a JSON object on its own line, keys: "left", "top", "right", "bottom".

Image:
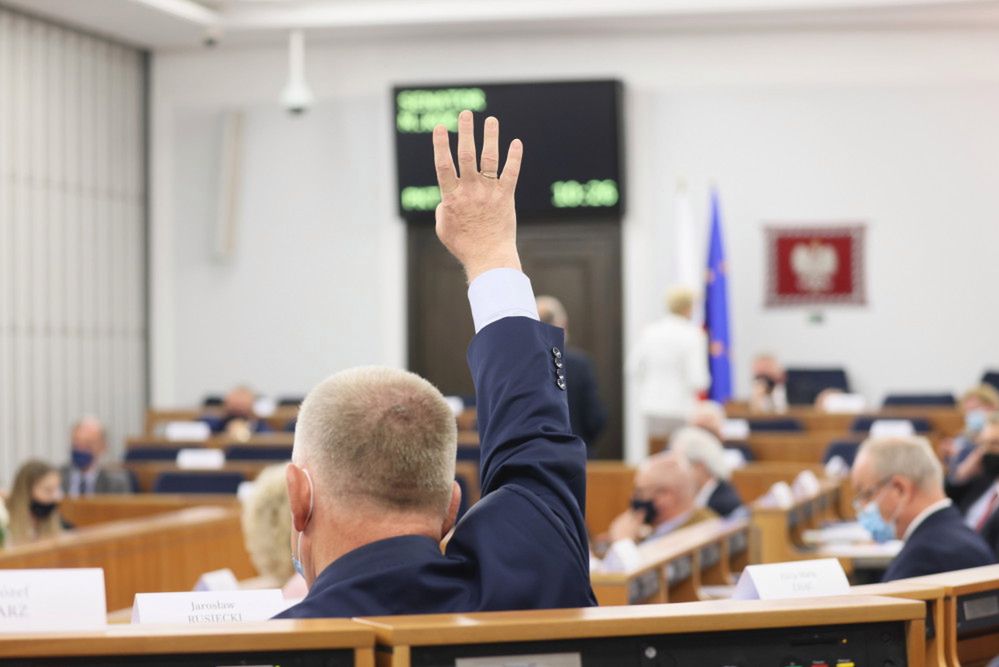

{"left": 790, "top": 239, "right": 838, "bottom": 292}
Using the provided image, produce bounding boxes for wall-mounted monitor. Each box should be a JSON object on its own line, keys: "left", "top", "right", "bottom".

{"left": 393, "top": 79, "right": 624, "bottom": 222}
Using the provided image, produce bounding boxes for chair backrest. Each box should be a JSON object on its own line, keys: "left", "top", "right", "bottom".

{"left": 822, "top": 440, "right": 862, "bottom": 466}
{"left": 277, "top": 396, "right": 304, "bottom": 407}
{"left": 124, "top": 445, "right": 185, "bottom": 462}
{"left": 982, "top": 370, "right": 999, "bottom": 393}
{"left": 224, "top": 445, "right": 292, "bottom": 461}
{"left": 152, "top": 471, "right": 246, "bottom": 494}
{"left": 748, "top": 418, "right": 805, "bottom": 432}
{"left": 785, "top": 368, "right": 850, "bottom": 406}
{"left": 882, "top": 393, "right": 956, "bottom": 407}
{"left": 202, "top": 395, "right": 224, "bottom": 408}
{"left": 850, "top": 416, "right": 931, "bottom": 434}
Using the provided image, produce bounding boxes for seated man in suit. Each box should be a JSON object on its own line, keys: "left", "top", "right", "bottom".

{"left": 851, "top": 435, "right": 995, "bottom": 582}
{"left": 953, "top": 413, "right": 999, "bottom": 557}
{"left": 535, "top": 295, "right": 607, "bottom": 455}
{"left": 276, "top": 111, "right": 595, "bottom": 618}
{"left": 669, "top": 426, "right": 745, "bottom": 519}
{"left": 203, "top": 386, "right": 272, "bottom": 439}
{"left": 60, "top": 417, "right": 131, "bottom": 497}
{"left": 945, "top": 385, "right": 999, "bottom": 485}
{"left": 596, "top": 451, "right": 718, "bottom": 572}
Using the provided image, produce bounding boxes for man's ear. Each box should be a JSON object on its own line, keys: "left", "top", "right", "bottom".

{"left": 287, "top": 463, "right": 312, "bottom": 532}
{"left": 440, "top": 480, "right": 462, "bottom": 539}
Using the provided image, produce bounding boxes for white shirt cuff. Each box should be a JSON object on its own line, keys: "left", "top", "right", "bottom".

{"left": 467, "top": 268, "right": 539, "bottom": 333}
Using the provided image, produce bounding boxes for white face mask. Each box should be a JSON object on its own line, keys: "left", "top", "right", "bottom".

{"left": 291, "top": 467, "right": 314, "bottom": 578}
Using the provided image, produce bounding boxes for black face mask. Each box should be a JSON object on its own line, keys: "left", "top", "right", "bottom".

{"left": 983, "top": 453, "right": 999, "bottom": 479}
{"left": 630, "top": 498, "right": 658, "bottom": 525}
{"left": 755, "top": 374, "right": 777, "bottom": 393}
{"left": 29, "top": 500, "right": 58, "bottom": 520}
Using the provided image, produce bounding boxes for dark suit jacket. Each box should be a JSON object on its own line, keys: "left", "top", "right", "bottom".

{"left": 59, "top": 465, "right": 132, "bottom": 495}
{"left": 707, "top": 480, "right": 744, "bottom": 519}
{"left": 564, "top": 348, "right": 606, "bottom": 453}
{"left": 881, "top": 504, "right": 996, "bottom": 582}
{"left": 980, "top": 508, "right": 999, "bottom": 559}
{"left": 277, "top": 317, "right": 597, "bottom": 618}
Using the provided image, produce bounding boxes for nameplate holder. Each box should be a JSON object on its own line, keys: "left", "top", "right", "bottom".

{"left": 823, "top": 393, "right": 867, "bottom": 414}
{"left": 176, "top": 448, "right": 226, "bottom": 470}
{"left": 132, "top": 589, "right": 285, "bottom": 624}
{"left": 731, "top": 558, "right": 849, "bottom": 600}
{"left": 165, "top": 421, "right": 211, "bottom": 441}
{"left": 194, "top": 568, "right": 239, "bottom": 592}
{"left": 869, "top": 420, "right": 915, "bottom": 438}
{"left": 721, "top": 419, "right": 750, "bottom": 440}
{"left": 0, "top": 568, "right": 107, "bottom": 633}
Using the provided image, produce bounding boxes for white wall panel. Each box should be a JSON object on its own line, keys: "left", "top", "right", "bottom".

{"left": 0, "top": 6, "right": 146, "bottom": 486}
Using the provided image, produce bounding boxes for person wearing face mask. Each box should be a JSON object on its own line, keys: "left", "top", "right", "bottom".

{"left": 595, "top": 451, "right": 718, "bottom": 572}
{"left": 851, "top": 436, "right": 995, "bottom": 582}
{"left": 956, "top": 413, "right": 999, "bottom": 558}
{"left": 943, "top": 384, "right": 999, "bottom": 485}
{"left": 59, "top": 416, "right": 132, "bottom": 497}
{"left": 6, "top": 460, "right": 67, "bottom": 547}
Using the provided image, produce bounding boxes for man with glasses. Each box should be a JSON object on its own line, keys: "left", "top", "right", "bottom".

{"left": 851, "top": 436, "right": 994, "bottom": 582}
{"left": 955, "top": 413, "right": 999, "bottom": 558}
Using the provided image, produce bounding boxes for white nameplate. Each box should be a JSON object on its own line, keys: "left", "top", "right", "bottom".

{"left": 132, "top": 589, "right": 285, "bottom": 624}
{"left": 176, "top": 448, "right": 226, "bottom": 470}
{"left": 731, "top": 558, "right": 849, "bottom": 600}
{"left": 761, "top": 481, "right": 795, "bottom": 509}
{"left": 194, "top": 568, "right": 239, "bottom": 592}
{"left": 721, "top": 419, "right": 750, "bottom": 440}
{"left": 165, "top": 421, "right": 211, "bottom": 441}
{"left": 457, "top": 654, "right": 581, "bottom": 667}
{"left": 445, "top": 396, "right": 466, "bottom": 417}
{"left": 792, "top": 470, "right": 821, "bottom": 498}
{"left": 722, "top": 448, "right": 748, "bottom": 471}
{"left": 870, "top": 419, "right": 915, "bottom": 438}
{"left": 0, "top": 568, "right": 107, "bottom": 633}
{"left": 254, "top": 396, "right": 277, "bottom": 418}
{"left": 823, "top": 393, "right": 867, "bottom": 414}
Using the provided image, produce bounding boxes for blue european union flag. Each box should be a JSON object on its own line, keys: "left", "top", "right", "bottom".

{"left": 705, "top": 189, "right": 733, "bottom": 402}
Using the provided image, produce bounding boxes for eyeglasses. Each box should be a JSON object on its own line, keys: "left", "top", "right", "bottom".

{"left": 852, "top": 476, "right": 892, "bottom": 513}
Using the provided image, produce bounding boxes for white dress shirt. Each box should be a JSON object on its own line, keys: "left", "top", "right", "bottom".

{"left": 467, "top": 268, "right": 539, "bottom": 333}
{"left": 903, "top": 498, "right": 953, "bottom": 542}
{"left": 68, "top": 467, "right": 99, "bottom": 498}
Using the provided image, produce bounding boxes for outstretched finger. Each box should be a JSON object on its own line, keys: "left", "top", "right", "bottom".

{"left": 432, "top": 125, "right": 458, "bottom": 195}
{"left": 480, "top": 116, "right": 500, "bottom": 177}
{"left": 455, "top": 110, "right": 477, "bottom": 177}
{"left": 500, "top": 138, "right": 523, "bottom": 190}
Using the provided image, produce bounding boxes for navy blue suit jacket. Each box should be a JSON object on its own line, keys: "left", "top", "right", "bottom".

{"left": 276, "top": 317, "right": 597, "bottom": 618}
{"left": 707, "top": 480, "right": 744, "bottom": 519}
{"left": 881, "top": 504, "right": 996, "bottom": 582}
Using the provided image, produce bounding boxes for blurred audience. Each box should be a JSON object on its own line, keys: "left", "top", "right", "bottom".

{"left": 628, "top": 286, "right": 710, "bottom": 443}
{"left": 60, "top": 416, "right": 131, "bottom": 497}
{"left": 669, "top": 427, "right": 745, "bottom": 519}
{"left": 851, "top": 436, "right": 994, "bottom": 581}
{"left": 597, "top": 451, "right": 717, "bottom": 572}
{"left": 204, "top": 386, "right": 272, "bottom": 440}
{"left": 536, "top": 295, "right": 607, "bottom": 454}
{"left": 6, "top": 460, "right": 66, "bottom": 546}
{"left": 749, "top": 353, "right": 787, "bottom": 413}
{"left": 241, "top": 465, "right": 307, "bottom": 599}
{"left": 948, "top": 413, "right": 999, "bottom": 558}
{"left": 943, "top": 384, "right": 999, "bottom": 482}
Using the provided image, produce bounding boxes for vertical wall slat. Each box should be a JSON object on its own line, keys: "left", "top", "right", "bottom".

{"left": 0, "top": 6, "right": 146, "bottom": 484}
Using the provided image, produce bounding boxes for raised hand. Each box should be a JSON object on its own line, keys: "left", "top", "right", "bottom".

{"left": 432, "top": 110, "right": 524, "bottom": 282}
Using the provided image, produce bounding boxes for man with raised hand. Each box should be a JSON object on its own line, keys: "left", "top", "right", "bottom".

{"left": 276, "top": 111, "right": 596, "bottom": 618}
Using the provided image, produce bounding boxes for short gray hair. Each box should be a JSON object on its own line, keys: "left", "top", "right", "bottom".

{"left": 857, "top": 436, "right": 943, "bottom": 492}
{"left": 669, "top": 426, "right": 730, "bottom": 480}
{"left": 294, "top": 366, "right": 457, "bottom": 514}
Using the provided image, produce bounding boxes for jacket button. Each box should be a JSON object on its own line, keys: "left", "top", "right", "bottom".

{"left": 556, "top": 377, "right": 567, "bottom": 391}
{"left": 552, "top": 347, "right": 562, "bottom": 359}
{"left": 554, "top": 358, "right": 564, "bottom": 369}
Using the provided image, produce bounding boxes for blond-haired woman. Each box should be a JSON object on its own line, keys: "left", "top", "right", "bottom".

{"left": 6, "top": 460, "right": 65, "bottom": 546}
{"left": 241, "top": 464, "right": 306, "bottom": 598}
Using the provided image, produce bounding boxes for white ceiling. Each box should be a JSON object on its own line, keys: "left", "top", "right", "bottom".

{"left": 6, "top": 0, "right": 999, "bottom": 50}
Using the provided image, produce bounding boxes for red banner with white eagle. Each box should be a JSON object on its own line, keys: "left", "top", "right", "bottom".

{"left": 764, "top": 224, "right": 866, "bottom": 307}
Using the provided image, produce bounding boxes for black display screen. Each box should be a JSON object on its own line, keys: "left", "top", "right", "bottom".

{"left": 393, "top": 80, "right": 624, "bottom": 222}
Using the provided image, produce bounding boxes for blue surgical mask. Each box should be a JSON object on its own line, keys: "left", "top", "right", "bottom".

{"left": 966, "top": 410, "right": 988, "bottom": 435}
{"left": 291, "top": 467, "right": 314, "bottom": 578}
{"left": 857, "top": 500, "right": 897, "bottom": 544}
{"left": 71, "top": 449, "right": 94, "bottom": 471}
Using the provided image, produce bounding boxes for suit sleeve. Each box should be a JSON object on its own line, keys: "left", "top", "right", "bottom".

{"left": 467, "top": 317, "right": 590, "bottom": 560}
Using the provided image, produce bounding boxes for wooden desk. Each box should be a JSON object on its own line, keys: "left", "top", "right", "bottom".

{"left": 356, "top": 596, "right": 924, "bottom": 667}
{"left": 725, "top": 405, "right": 964, "bottom": 438}
{"left": 591, "top": 518, "right": 749, "bottom": 606}
{"left": 852, "top": 580, "right": 950, "bottom": 667}
{"left": 61, "top": 494, "right": 240, "bottom": 527}
{"left": 127, "top": 433, "right": 295, "bottom": 451}
{"left": 0, "top": 507, "right": 256, "bottom": 610}
{"left": 144, "top": 407, "right": 300, "bottom": 435}
{"left": 905, "top": 565, "right": 999, "bottom": 667}
{"left": 585, "top": 461, "right": 634, "bottom": 536}
{"left": 750, "top": 479, "right": 843, "bottom": 565}
{"left": 0, "top": 619, "right": 374, "bottom": 666}
{"left": 731, "top": 461, "right": 826, "bottom": 504}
